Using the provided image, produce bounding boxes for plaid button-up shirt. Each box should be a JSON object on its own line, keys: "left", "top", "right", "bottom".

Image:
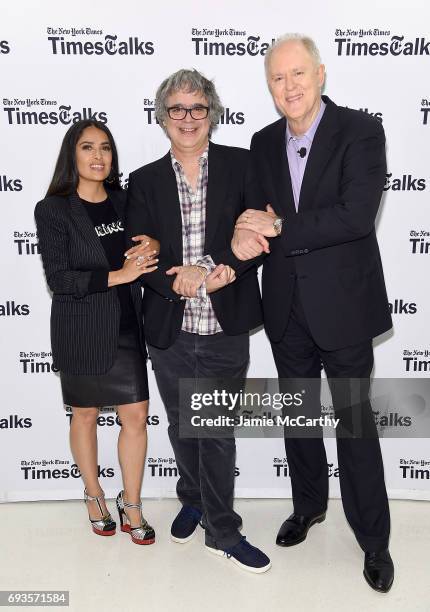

{"left": 170, "top": 148, "right": 222, "bottom": 335}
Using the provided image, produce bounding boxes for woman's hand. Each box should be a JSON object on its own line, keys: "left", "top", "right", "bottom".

{"left": 124, "top": 234, "right": 160, "bottom": 264}
{"left": 108, "top": 254, "right": 158, "bottom": 287}
{"left": 205, "top": 264, "right": 236, "bottom": 294}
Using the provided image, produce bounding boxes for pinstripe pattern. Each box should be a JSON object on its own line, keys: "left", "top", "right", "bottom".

{"left": 35, "top": 190, "right": 144, "bottom": 375}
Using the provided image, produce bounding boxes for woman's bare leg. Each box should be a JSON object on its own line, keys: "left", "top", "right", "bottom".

{"left": 70, "top": 407, "right": 109, "bottom": 519}
{"left": 117, "top": 400, "right": 149, "bottom": 526}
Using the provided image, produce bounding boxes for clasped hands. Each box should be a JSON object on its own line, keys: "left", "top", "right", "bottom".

{"left": 124, "top": 235, "right": 235, "bottom": 298}
{"left": 124, "top": 205, "right": 279, "bottom": 293}
{"left": 166, "top": 264, "right": 236, "bottom": 298}
{"left": 232, "top": 204, "right": 279, "bottom": 261}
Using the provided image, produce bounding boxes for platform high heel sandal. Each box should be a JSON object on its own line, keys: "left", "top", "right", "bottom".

{"left": 84, "top": 489, "right": 116, "bottom": 536}
{"left": 116, "top": 490, "right": 155, "bottom": 545}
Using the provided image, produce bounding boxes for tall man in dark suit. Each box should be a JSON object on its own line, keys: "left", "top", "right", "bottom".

{"left": 233, "top": 34, "right": 394, "bottom": 591}
{"left": 126, "top": 69, "right": 271, "bottom": 573}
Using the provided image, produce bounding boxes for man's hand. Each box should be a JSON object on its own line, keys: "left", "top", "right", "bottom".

{"left": 124, "top": 234, "right": 160, "bottom": 266}
{"left": 231, "top": 227, "right": 270, "bottom": 261}
{"left": 166, "top": 264, "right": 207, "bottom": 297}
{"left": 235, "top": 205, "right": 279, "bottom": 238}
{"left": 205, "top": 264, "right": 236, "bottom": 294}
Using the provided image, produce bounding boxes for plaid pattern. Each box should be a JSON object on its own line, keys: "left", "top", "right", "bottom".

{"left": 171, "top": 149, "right": 222, "bottom": 335}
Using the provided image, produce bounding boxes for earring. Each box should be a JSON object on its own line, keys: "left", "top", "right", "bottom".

{"left": 105, "top": 170, "right": 116, "bottom": 184}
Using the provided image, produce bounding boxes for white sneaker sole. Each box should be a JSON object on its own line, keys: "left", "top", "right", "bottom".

{"left": 171, "top": 531, "right": 197, "bottom": 544}
{"left": 205, "top": 545, "right": 272, "bottom": 574}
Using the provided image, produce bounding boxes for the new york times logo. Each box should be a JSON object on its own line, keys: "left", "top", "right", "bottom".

{"left": 14, "top": 231, "right": 39, "bottom": 255}
{"left": 191, "top": 28, "right": 274, "bottom": 56}
{"left": 0, "top": 414, "right": 32, "bottom": 429}
{"left": 147, "top": 456, "right": 240, "bottom": 478}
{"left": 0, "top": 175, "right": 22, "bottom": 192}
{"left": 0, "top": 40, "right": 10, "bottom": 54}
{"left": 403, "top": 349, "right": 430, "bottom": 372}
{"left": 421, "top": 99, "right": 430, "bottom": 125}
{"left": 409, "top": 230, "right": 430, "bottom": 254}
{"left": 384, "top": 173, "right": 426, "bottom": 191}
{"left": 273, "top": 458, "right": 338, "bottom": 478}
{"left": 19, "top": 351, "right": 58, "bottom": 374}
{"left": 0, "top": 301, "right": 30, "bottom": 316}
{"left": 2, "top": 97, "right": 107, "bottom": 126}
{"left": 143, "top": 98, "right": 245, "bottom": 126}
{"left": 147, "top": 456, "right": 178, "bottom": 478}
{"left": 399, "top": 458, "right": 430, "bottom": 479}
{"left": 46, "top": 27, "right": 154, "bottom": 56}
{"left": 334, "top": 30, "right": 430, "bottom": 56}
{"left": 64, "top": 406, "right": 159, "bottom": 426}
{"left": 20, "top": 458, "right": 114, "bottom": 480}
{"left": 389, "top": 299, "right": 417, "bottom": 315}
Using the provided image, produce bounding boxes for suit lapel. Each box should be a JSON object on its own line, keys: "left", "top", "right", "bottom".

{"left": 268, "top": 118, "right": 296, "bottom": 217}
{"left": 205, "top": 142, "right": 228, "bottom": 251}
{"left": 155, "top": 153, "right": 183, "bottom": 263}
{"left": 68, "top": 193, "right": 108, "bottom": 266}
{"left": 298, "top": 97, "right": 340, "bottom": 211}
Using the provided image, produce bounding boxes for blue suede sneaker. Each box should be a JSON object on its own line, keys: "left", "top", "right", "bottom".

{"left": 206, "top": 536, "right": 271, "bottom": 574}
{"left": 171, "top": 506, "right": 203, "bottom": 543}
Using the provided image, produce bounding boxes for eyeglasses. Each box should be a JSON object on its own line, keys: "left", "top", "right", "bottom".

{"left": 166, "top": 105, "right": 209, "bottom": 120}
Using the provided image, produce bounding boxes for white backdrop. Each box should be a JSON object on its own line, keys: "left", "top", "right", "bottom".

{"left": 1, "top": 0, "right": 429, "bottom": 502}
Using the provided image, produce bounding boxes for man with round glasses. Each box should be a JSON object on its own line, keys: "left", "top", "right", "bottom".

{"left": 166, "top": 105, "right": 210, "bottom": 120}
{"left": 126, "top": 69, "right": 271, "bottom": 573}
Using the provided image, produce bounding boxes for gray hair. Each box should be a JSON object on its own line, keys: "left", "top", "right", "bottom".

{"left": 155, "top": 69, "right": 224, "bottom": 136}
{"left": 264, "top": 33, "right": 322, "bottom": 77}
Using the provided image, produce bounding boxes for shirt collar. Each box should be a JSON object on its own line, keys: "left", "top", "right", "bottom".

{"left": 170, "top": 146, "right": 209, "bottom": 171}
{"left": 286, "top": 98, "right": 326, "bottom": 145}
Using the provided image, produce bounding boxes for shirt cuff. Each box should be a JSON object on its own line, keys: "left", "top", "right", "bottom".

{"left": 87, "top": 269, "right": 109, "bottom": 293}
{"left": 195, "top": 255, "right": 216, "bottom": 274}
{"left": 196, "top": 280, "right": 208, "bottom": 302}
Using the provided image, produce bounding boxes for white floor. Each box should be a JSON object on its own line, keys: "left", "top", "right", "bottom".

{"left": 0, "top": 498, "right": 429, "bottom": 612}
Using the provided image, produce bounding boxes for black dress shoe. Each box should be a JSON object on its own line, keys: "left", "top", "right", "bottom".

{"left": 276, "top": 512, "right": 326, "bottom": 547}
{"left": 363, "top": 549, "right": 394, "bottom": 593}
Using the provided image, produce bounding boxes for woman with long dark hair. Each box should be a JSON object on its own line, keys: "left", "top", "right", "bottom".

{"left": 35, "top": 119, "right": 157, "bottom": 545}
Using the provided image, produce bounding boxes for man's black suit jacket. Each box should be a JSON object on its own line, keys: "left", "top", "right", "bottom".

{"left": 35, "top": 189, "right": 145, "bottom": 375}
{"left": 126, "top": 141, "right": 263, "bottom": 349}
{"left": 251, "top": 95, "right": 392, "bottom": 350}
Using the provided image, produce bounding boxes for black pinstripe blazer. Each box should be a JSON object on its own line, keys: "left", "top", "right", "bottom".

{"left": 34, "top": 189, "right": 145, "bottom": 375}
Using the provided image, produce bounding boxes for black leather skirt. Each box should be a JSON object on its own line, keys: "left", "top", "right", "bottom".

{"left": 60, "top": 330, "right": 149, "bottom": 408}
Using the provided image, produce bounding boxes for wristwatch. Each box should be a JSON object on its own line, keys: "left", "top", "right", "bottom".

{"left": 273, "top": 217, "right": 283, "bottom": 236}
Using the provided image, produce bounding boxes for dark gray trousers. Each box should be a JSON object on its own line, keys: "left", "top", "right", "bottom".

{"left": 148, "top": 330, "right": 249, "bottom": 548}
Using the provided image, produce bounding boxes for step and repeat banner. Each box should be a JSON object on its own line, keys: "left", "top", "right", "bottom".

{"left": 1, "top": 0, "right": 429, "bottom": 502}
